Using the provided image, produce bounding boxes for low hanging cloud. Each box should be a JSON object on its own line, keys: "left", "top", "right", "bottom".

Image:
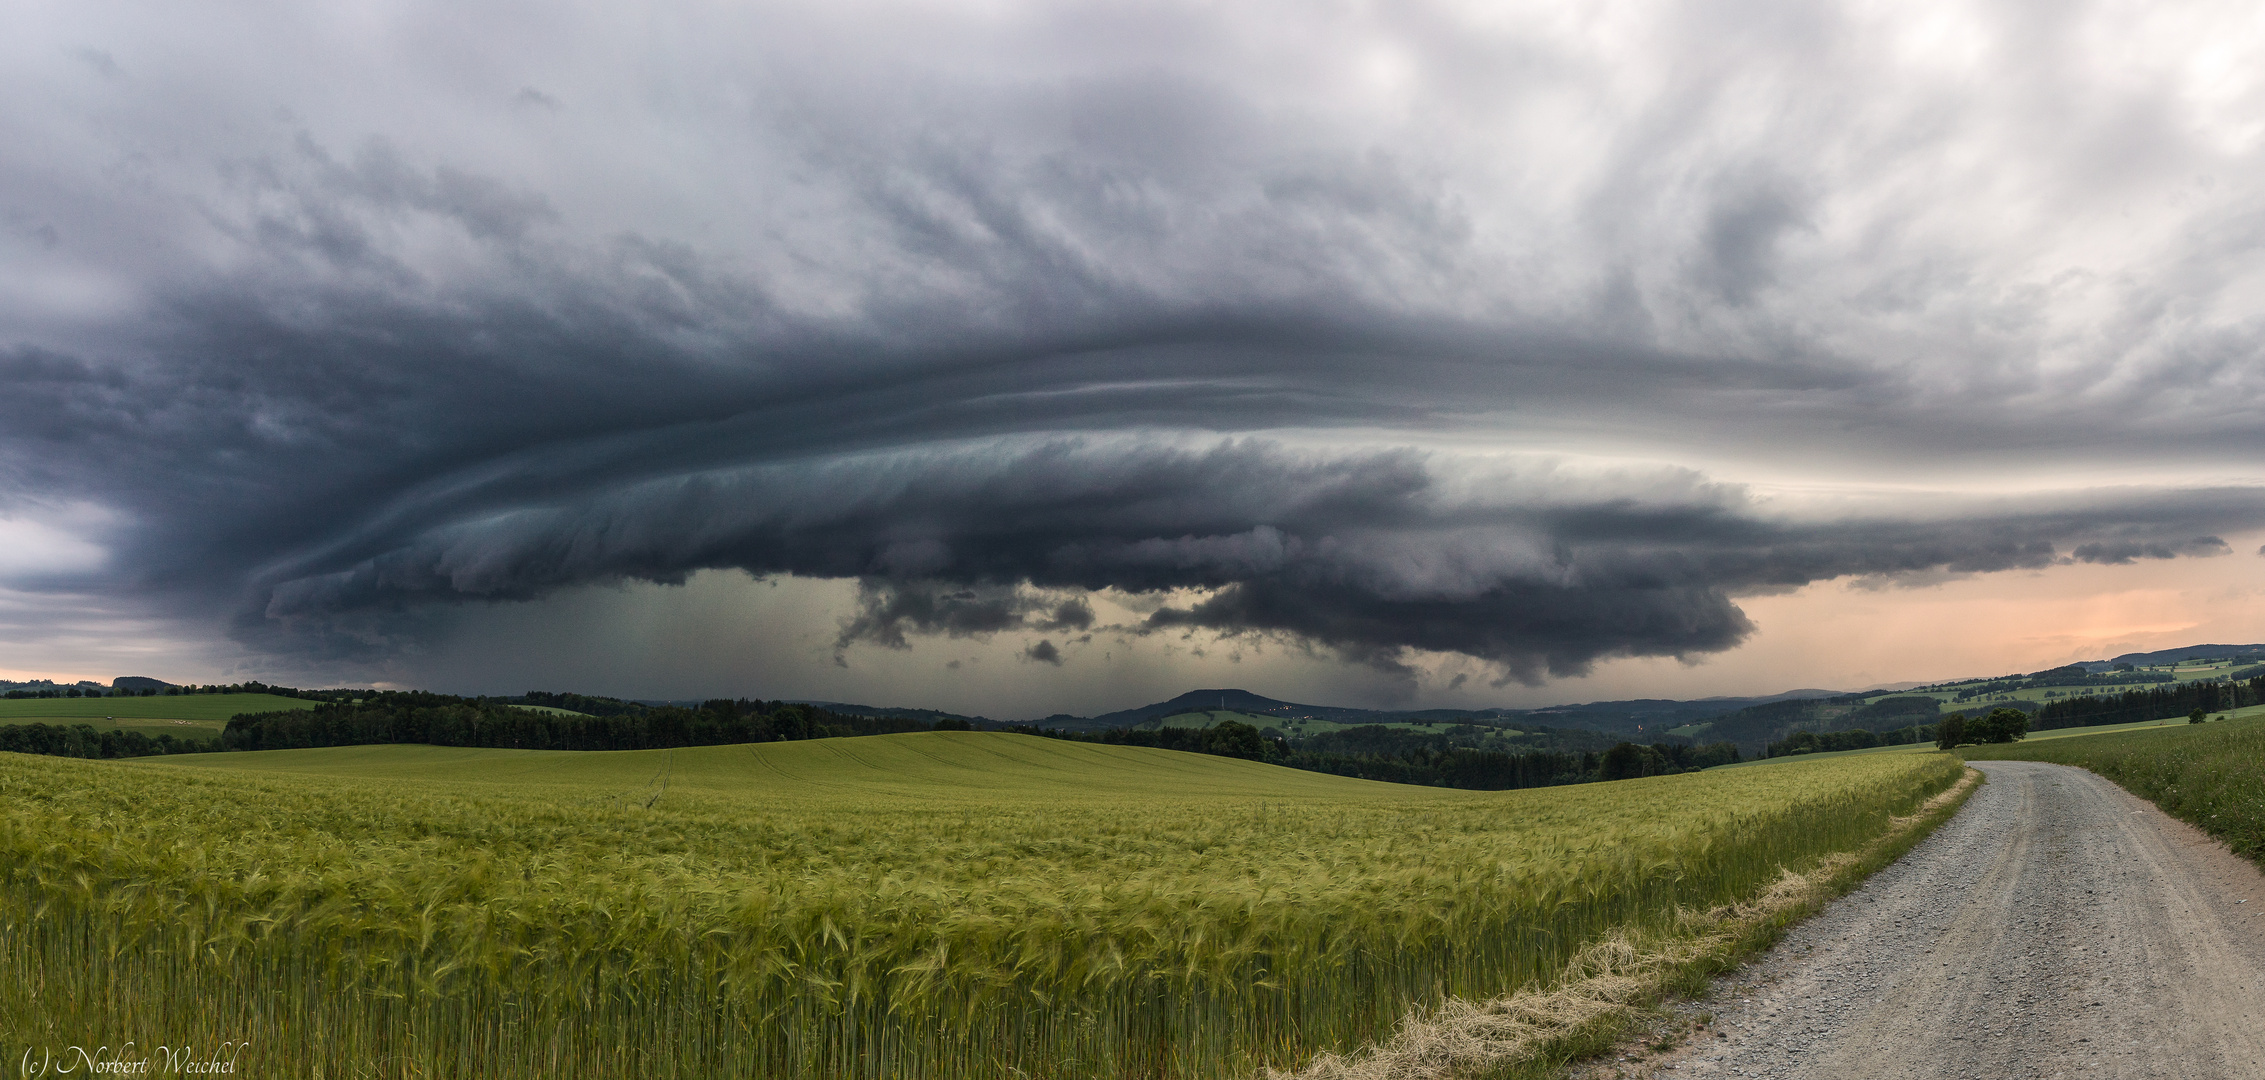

{"left": 2070, "top": 537, "right": 2232, "bottom": 565}
{"left": 238, "top": 438, "right": 2265, "bottom": 684}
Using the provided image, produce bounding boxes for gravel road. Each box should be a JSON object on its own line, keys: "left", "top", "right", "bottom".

{"left": 1650, "top": 760, "right": 2265, "bottom": 1079}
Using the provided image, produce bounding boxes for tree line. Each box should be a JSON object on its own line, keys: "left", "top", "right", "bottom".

{"left": 221, "top": 693, "right": 928, "bottom": 752}
{"left": 1947, "top": 665, "right": 2174, "bottom": 702}
{"left": 1932, "top": 708, "right": 2030, "bottom": 749}
{"left": 1765, "top": 726, "right": 1921, "bottom": 758}
{"left": 2031, "top": 677, "right": 2263, "bottom": 730}
{"left": 1762, "top": 708, "right": 2034, "bottom": 758}
{"left": 1009, "top": 719, "right": 1741, "bottom": 790}
{"left": 0, "top": 723, "right": 215, "bottom": 759}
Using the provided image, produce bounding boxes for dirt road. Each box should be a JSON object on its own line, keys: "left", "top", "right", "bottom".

{"left": 1657, "top": 760, "right": 2265, "bottom": 1079}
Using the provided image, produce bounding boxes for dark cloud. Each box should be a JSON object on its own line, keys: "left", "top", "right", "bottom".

{"left": 215, "top": 436, "right": 2265, "bottom": 683}
{"left": 2070, "top": 537, "right": 2231, "bottom": 565}
{"left": 833, "top": 581, "right": 1053, "bottom": 655}
{"left": 8, "top": 0, "right": 2265, "bottom": 694}
{"left": 1022, "top": 639, "right": 1063, "bottom": 666}
{"left": 1695, "top": 173, "right": 1811, "bottom": 305}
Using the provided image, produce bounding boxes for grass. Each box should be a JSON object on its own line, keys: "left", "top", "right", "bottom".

{"left": 52, "top": 716, "right": 229, "bottom": 738}
{"left": 1, "top": 733, "right": 1963, "bottom": 1079}
{"left": 1964, "top": 714, "right": 2265, "bottom": 865}
{"left": 0, "top": 692, "right": 312, "bottom": 724}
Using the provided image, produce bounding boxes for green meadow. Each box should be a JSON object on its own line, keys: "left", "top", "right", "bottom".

{"left": 0, "top": 732, "right": 1960, "bottom": 1079}
{"left": 0, "top": 692, "right": 312, "bottom": 723}
{"left": 0, "top": 693, "right": 315, "bottom": 740}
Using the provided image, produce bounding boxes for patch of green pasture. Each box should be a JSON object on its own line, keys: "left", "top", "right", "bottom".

{"left": 31, "top": 716, "right": 227, "bottom": 737}
{"left": 2164, "top": 661, "right": 2244, "bottom": 681}
{"left": 0, "top": 692, "right": 312, "bottom": 723}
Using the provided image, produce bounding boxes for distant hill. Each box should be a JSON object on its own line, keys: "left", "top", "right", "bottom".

{"left": 1517, "top": 690, "right": 1847, "bottom": 736}
{"left": 1032, "top": 687, "right": 1849, "bottom": 740}
{"left": 1041, "top": 688, "right": 1525, "bottom": 734}
{"left": 1665, "top": 694, "right": 1948, "bottom": 753}
{"left": 795, "top": 701, "right": 996, "bottom": 728}
{"left": 502, "top": 640, "right": 2265, "bottom": 761}
{"left": 2094, "top": 644, "right": 2265, "bottom": 669}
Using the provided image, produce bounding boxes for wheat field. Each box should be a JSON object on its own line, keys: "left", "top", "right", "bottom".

{"left": 0, "top": 732, "right": 1962, "bottom": 1078}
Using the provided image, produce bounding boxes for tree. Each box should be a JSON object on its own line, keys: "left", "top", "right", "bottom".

{"left": 1993, "top": 706, "right": 2029, "bottom": 742}
{"left": 2190, "top": 707, "right": 2208, "bottom": 724}
{"left": 1935, "top": 713, "right": 1967, "bottom": 750}
{"left": 1203, "top": 719, "right": 1269, "bottom": 761}
{"left": 1966, "top": 707, "right": 2028, "bottom": 744}
{"left": 1599, "top": 741, "right": 1668, "bottom": 780}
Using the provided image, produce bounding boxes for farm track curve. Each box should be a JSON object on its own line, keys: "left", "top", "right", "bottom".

{"left": 1642, "top": 760, "right": 2265, "bottom": 1079}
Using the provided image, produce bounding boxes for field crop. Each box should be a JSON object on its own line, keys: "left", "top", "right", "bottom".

{"left": 1965, "top": 715, "right": 2265, "bottom": 865}
{"left": 1, "top": 733, "right": 1963, "bottom": 1078}
{"left": 0, "top": 692, "right": 313, "bottom": 723}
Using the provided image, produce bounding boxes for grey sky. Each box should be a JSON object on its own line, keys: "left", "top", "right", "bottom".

{"left": 5, "top": 0, "right": 2265, "bottom": 710}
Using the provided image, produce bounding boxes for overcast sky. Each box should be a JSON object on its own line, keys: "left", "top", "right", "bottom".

{"left": 8, "top": 0, "right": 2265, "bottom": 716}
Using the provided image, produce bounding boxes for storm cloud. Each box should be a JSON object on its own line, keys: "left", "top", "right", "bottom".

{"left": 6, "top": 0, "right": 2265, "bottom": 694}
{"left": 239, "top": 437, "right": 2265, "bottom": 682}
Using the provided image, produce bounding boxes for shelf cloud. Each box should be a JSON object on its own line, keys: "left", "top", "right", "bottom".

{"left": 7, "top": 0, "right": 2265, "bottom": 696}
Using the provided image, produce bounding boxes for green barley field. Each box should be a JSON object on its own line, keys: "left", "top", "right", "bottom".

{"left": 1, "top": 733, "right": 1962, "bottom": 1078}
